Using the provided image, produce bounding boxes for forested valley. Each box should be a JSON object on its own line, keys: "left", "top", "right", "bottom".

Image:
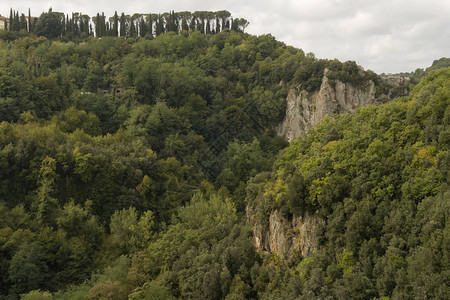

{"left": 0, "top": 8, "right": 449, "bottom": 300}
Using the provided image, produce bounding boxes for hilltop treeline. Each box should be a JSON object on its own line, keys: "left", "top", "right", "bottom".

{"left": 3, "top": 8, "right": 249, "bottom": 39}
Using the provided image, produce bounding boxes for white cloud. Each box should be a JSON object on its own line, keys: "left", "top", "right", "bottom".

{"left": 0, "top": 0, "right": 448, "bottom": 73}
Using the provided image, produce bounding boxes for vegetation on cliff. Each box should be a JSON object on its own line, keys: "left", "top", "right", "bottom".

{"left": 247, "top": 67, "right": 450, "bottom": 298}
{"left": 0, "top": 21, "right": 448, "bottom": 299}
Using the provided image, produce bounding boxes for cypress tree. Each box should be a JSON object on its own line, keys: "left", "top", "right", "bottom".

{"left": 130, "top": 19, "right": 136, "bottom": 37}
{"left": 160, "top": 14, "right": 165, "bottom": 34}
{"left": 65, "top": 14, "right": 70, "bottom": 38}
{"left": 119, "top": 13, "right": 126, "bottom": 37}
{"left": 101, "top": 12, "right": 106, "bottom": 37}
{"left": 28, "top": 8, "right": 32, "bottom": 32}
{"left": 70, "top": 14, "right": 74, "bottom": 37}
{"left": 80, "top": 15, "right": 84, "bottom": 34}
{"left": 113, "top": 11, "right": 119, "bottom": 37}
{"left": 139, "top": 17, "right": 147, "bottom": 37}
{"left": 20, "top": 13, "right": 26, "bottom": 30}
{"left": 86, "top": 16, "right": 91, "bottom": 35}
{"left": 168, "top": 11, "right": 173, "bottom": 32}
{"left": 9, "top": 8, "right": 13, "bottom": 31}
{"left": 172, "top": 11, "right": 178, "bottom": 33}
{"left": 14, "top": 11, "right": 20, "bottom": 31}
{"left": 95, "top": 13, "right": 100, "bottom": 37}
{"left": 155, "top": 14, "right": 164, "bottom": 36}
{"left": 73, "top": 13, "right": 79, "bottom": 37}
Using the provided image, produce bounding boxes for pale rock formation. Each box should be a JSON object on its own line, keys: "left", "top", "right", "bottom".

{"left": 277, "top": 68, "right": 386, "bottom": 141}
{"left": 247, "top": 207, "right": 324, "bottom": 258}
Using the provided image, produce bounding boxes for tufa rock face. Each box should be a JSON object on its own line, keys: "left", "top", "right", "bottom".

{"left": 247, "top": 207, "right": 324, "bottom": 258}
{"left": 382, "top": 75, "right": 411, "bottom": 98}
{"left": 277, "top": 68, "right": 386, "bottom": 141}
{"left": 382, "top": 75, "right": 411, "bottom": 87}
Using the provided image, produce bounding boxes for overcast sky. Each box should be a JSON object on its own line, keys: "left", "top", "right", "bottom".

{"left": 1, "top": 0, "right": 449, "bottom": 74}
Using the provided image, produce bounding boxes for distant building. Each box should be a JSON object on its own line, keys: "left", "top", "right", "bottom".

{"left": 0, "top": 16, "right": 9, "bottom": 30}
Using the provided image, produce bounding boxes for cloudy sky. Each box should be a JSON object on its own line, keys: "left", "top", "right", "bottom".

{"left": 1, "top": 0, "right": 449, "bottom": 73}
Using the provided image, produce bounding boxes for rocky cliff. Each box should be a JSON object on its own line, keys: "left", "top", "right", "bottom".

{"left": 277, "top": 68, "right": 388, "bottom": 141}
{"left": 251, "top": 68, "right": 398, "bottom": 258}
{"left": 247, "top": 207, "right": 325, "bottom": 258}
{"left": 382, "top": 75, "right": 411, "bottom": 98}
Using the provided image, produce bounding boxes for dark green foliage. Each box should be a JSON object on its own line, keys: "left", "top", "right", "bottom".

{"left": 8, "top": 242, "right": 49, "bottom": 295}
{"left": 35, "top": 9, "right": 65, "bottom": 39}
{"left": 247, "top": 68, "right": 450, "bottom": 298}
{"left": 0, "top": 29, "right": 302, "bottom": 296}
{"left": 0, "top": 14, "right": 448, "bottom": 299}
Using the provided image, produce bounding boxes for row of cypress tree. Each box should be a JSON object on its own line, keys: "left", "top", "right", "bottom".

{"left": 3, "top": 8, "right": 36, "bottom": 32}
{"left": 4, "top": 8, "right": 249, "bottom": 39}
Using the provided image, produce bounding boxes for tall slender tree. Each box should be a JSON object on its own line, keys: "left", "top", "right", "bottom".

{"left": 119, "top": 13, "right": 126, "bottom": 37}
{"left": 95, "top": 13, "right": 100, "bottom": 36}
{"left": 139, "top": 16, "right": 147, "bottom": 37}
{"left": 79, "top": 14, "right": 85, "bottom": 34}
{"left": 28, "top": 8, "right": 32, "bottom": 32}
{"left": 101, "top": 12, "right": 106, "bottom": 36}
{"left": 155, "top": 14, "right": 164, "bottom": 35}
{"left": 20, "top": 13, "right": 26, "bottom": 30}
{"left": 73, "top": 13, "right": 79, "bottom": 37}
{"left": 113, "top": 11, "right": 119, "bottom": 37}
{"left": 9, "top": 8, "right": 13, "bottom": 31}
{"left": 130, "top": 18, "right": 136, "bottom": 37}
{"left": 14, "top": 11, "right": 20, "bottom": 31}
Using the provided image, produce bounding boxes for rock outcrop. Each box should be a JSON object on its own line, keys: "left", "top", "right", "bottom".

{"left": 247, "top": 207, "right": 324, "bottom": 258}
{"left": 382, "top": 75, "right": 411, "bottom": 98}
{"left": 250, "top": 68, "right": 396, "bottom": 259}
{"left": 277, "top": 68, "right": 387, "bottom": 141}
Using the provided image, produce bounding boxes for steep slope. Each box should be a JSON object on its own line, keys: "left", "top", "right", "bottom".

{"left": 276, "top": 66, "right": 412, "bottom": 142}
{"left": 0, "top": 26, "right": 448, "bottom": 299}
{"left": 277, "top": 68, "right": 388, "bottom": 141}
{"left": 246, "top": 68, "right": 450, "bottom": 298}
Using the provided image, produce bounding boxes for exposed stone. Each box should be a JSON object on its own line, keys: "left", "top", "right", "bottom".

{"left": 382, "top": 75, "right": 411, "bottom": 98}
{"left": 250, "top": 70, "right": 411, "bottom": 259}
{"left": 382, "top": 75, "right": 411, "bottom": 87}
{"left": 277, "top": 68, "right": 386, "bottom": 141}
{"left": 247, "top": 207, "right": 324, "bottom": 258}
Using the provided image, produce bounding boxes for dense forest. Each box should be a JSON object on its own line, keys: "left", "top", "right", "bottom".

{"left": 0, "top": 9, "right": 449, "bottom": 299}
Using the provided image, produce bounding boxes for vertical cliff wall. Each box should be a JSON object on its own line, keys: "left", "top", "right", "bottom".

{"left": 247, "top": 207, "right": 325, "bottom": 258}
{"left": 276, "top": 69, "right": 387, "bottom": 141}
{"left": 249, "top": 69, "right": 412, "bottom": 258}
{"left": 250, "top": 68, "right": 399, "bottom": 259}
